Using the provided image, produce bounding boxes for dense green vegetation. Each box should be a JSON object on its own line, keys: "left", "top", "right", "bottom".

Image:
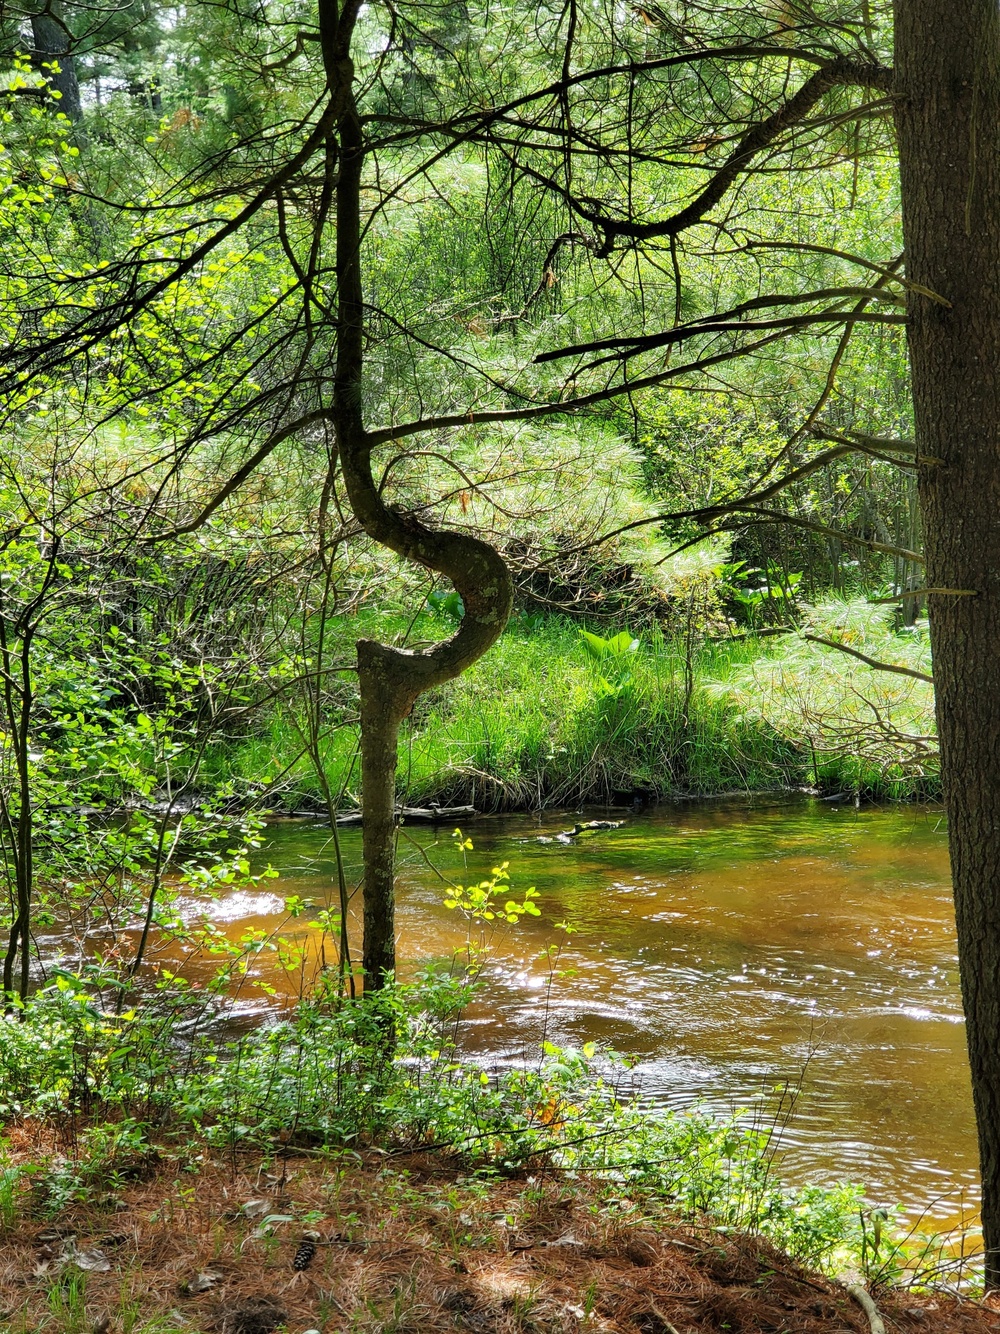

{"left": 0, "top": 970, "right": 863, "bottom": 1261}
{"left": 0, "top": 955, "right": 950, "bottom": 1284}
{"left": 4, "top": 0, "right": 997, "bottom": 1315}
{"left": 209, "top": 600, "right": 935, "bottom": 810}
{"left": 0, "top": 0, "right": 934, "bottom": 880}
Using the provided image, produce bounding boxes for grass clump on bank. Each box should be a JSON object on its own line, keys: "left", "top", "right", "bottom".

{"left": 213, "top": 598, "right": 937, "bottom": 812}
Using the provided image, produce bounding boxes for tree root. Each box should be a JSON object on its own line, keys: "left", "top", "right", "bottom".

{"left": 840, "top": 1279, "right": 887, "bottom": 1334}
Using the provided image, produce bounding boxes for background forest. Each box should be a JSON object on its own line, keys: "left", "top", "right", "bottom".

{"left": 0, "top": 0, "right": 931, "bottom": 846}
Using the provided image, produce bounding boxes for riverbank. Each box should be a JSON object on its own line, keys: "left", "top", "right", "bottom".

{"left": 0, "top": 1140, "right": 992, "bottom": 1334}
{"left": 202, "top": 602, "right": 937, "bottom": 814}
{"left": 0, "top": 949, "right": 984, "bottom": 1318}
{"left": 1, "top": 800, "right": 970, "bottom": 1231}
{"left": 0, "top": 807, "right": 986, "bottom": 1328}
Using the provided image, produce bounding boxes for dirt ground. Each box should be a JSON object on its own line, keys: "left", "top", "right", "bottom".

{"left": 0, "top": 1139, "right": 997, "bottom": 1334}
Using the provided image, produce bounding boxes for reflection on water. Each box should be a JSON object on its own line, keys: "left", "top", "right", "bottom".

{"left": 163, "top": 797, "right": 977, "bottom": 1225}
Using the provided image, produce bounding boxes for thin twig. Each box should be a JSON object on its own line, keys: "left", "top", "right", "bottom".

{"left": 648, "top": 1306, "right": 680, "bottom": 1334}
{"left": 872, "top": 587, "right": 977, "bottom": 603}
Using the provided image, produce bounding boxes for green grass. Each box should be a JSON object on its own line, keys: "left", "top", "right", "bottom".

{"left": 206, "top": 600, "right": 938, "bottom": 811}
{"left": 396, "top": 623, "right": 803, "bottom": 807}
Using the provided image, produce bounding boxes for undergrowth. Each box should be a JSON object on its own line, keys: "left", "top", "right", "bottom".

{"left": 0, "top": 964, "right": 954, "bottom": 1285}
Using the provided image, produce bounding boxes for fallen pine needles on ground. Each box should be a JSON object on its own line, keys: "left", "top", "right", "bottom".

{"left": 0, "top": 1145, "right": 996, "bottom": 1334}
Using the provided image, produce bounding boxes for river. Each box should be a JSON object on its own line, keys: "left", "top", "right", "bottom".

{"left": 169, "top": 796, "right": 976, "bottom": 1231}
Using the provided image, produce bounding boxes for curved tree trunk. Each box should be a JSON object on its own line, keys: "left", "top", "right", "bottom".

{"left": 320, "top": 0, "right": 514, "bottom": 990}
{"left": 353, "top": 548, "right": 512, "bottom": 988}
{"left": 895, "top": 0, "right": 1000, "bottom": 1286}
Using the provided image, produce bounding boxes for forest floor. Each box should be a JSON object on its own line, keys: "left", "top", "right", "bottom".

{"left": 0, "top": 1132, "right": 995, "bottom": 1334}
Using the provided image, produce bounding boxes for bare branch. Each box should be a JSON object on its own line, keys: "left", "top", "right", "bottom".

{"left": 536, "top": 288, "right": 906, "bottom": 367}
{"left": 365, "top": 325, "right": 816, "bottom": 448}
{"left": 565, "top": 56, "right": 894, "bottom": 250}
{"left": 804, "top": 634, "right": 933, "bottom": 683}
{"left": 733, "top": 510, "right": 923, "bottom": 563}
{"left": 142, "top": 411, "right": 333, "bottom": 542}
{"left": 742, "top": 241, "right": 951, "bottom": 305}
{"left": 872, "top": 587, "right": 978, "bottom": 602}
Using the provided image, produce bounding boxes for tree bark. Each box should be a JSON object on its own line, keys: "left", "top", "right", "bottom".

{"left": 350, "top": 539, "right": 512, "bottom": 987}
{"left": 356, "top": 641, "right": 409, "bottom": 988}
{"left": 895, "top": 0, "right": 1000, "bottom": 1285}
{"left": 31, "top": 5, "right": 84, "bottom": 126}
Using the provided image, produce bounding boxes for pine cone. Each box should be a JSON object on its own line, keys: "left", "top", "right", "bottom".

{"left": 293, "top": 1239, "right": 317, "bottom": 1272}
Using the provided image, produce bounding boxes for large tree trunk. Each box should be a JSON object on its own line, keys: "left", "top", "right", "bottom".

{"left": 895, "top": 0, "right": 1000, "bottom": 1285}
{"left": 31, "top": 4, "right": 84, "bottom": 125}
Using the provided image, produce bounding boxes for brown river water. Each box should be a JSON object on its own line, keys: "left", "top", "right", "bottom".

{"left": 135, "top": 796, "right": 976, "bottom": 1229}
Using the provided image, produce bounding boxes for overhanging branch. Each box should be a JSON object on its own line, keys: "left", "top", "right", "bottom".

{"left": 566, "top": 56, "right": 894, "bottom": 250}
{"left": 803, "top": 634, "right": 933, "bottom": 683}
{"left": 535, "top": 290, "right": 906, "bottom": 368}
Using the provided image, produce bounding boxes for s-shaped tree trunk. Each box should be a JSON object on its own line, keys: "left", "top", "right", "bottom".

{"left": 351, "top": 543, "right": 512, "bottom": 989}
{"left": 895, "top": 0, "right": 1000, "bottom": 1286}
{"left": 321, "top": 0, "right": 514, "bottom": 991}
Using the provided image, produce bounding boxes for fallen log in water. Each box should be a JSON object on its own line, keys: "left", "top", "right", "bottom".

{"left": 324, "top": 804, "right": 478, "bottom": 826}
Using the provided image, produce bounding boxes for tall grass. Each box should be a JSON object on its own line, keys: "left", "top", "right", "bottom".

{"left": 209, "top": 600, "right": 937, "bottom": 810}
{"left": 396, "top": 623, "right": 802, "bottom": 808}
